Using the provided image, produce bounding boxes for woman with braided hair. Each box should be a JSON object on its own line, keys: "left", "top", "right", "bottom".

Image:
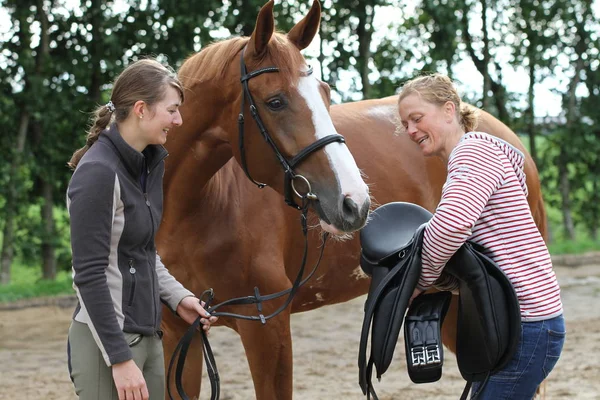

{"left": 66, "top": 58, "right": 217, "bottom": 400}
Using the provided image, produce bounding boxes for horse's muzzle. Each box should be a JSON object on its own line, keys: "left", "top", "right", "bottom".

{"left": 317, "top": 194, "right": 370, "bottom": 234}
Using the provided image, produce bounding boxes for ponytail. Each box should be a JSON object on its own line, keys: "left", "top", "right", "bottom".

{"left": 459, "top": 103, "right": 480, "bottom": 133}
{"left": 68, "top": 103, "right": 113, "bottom": 170}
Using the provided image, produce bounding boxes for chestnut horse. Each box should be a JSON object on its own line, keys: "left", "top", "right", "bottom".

{"left": 158, "top": 1, "right": 547, "bottom": 399}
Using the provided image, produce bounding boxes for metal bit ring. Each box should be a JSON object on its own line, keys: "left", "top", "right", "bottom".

{"left": 291, "top": 175, "right": 317, "bottom": 200}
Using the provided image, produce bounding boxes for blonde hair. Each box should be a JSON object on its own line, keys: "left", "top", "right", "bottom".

{"left": 68, "top": 58, "right": 184, "bottom": 169}
{"left": 397, "top": 73, "right": 479, "bottom": 133}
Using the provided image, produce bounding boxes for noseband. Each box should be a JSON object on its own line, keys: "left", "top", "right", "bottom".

{"left": 237, "top": 48, "right": 346, "bottom": 209}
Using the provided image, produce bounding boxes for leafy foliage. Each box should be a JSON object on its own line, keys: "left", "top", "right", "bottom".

{"left": 0, "top": 0, "right": 598, "bottom": 287}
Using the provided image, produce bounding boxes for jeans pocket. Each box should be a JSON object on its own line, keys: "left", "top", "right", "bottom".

{"left": 542, "top": 328, "right": 566, "bottom": 378}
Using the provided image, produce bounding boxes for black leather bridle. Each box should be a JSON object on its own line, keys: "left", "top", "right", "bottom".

{"left": 167, "top": 48, "right": 344, "bottom": 400}
{"left": 237, "top": 47, "right": 346, "bottom": 209}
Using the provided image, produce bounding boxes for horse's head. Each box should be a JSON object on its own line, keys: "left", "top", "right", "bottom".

{"left": 228, "top": 0, "right": 370, "bottom": 234}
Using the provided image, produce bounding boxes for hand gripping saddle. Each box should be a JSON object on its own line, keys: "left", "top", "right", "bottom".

{"left": 357, "top": 202, "right": 521, "bottom": 400}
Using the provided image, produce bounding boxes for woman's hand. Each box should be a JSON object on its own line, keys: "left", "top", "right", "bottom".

{"left": 176, "top": 296, "right": 218, "bottom": 331}
{"left": 112, "top": 359, "right": 148, "bottom": 400}
{"left": 409, "top": 287, "right": 425, "bottom": 306}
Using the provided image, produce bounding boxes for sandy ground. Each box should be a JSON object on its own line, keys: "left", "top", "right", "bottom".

{"left": 0, "top": 263, "right": 599, "bottom": 400}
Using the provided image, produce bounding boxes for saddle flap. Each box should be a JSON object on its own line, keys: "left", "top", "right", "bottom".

{"left": 445, "top": 244, "right": 521, "bottom": 381}
{"left": 360, "top": 202, "right": 433, "bottom": 274}
{"left": 358, "top": 222, "right": 428, "bottom": 395}
{"left": 370, "top": 246, "right": 423, "bottom": 375}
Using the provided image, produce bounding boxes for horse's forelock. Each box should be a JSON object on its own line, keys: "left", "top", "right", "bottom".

{"left": 178, "top": 37, "right": 248, "bottom": 86}
{"left": 246, "top": 33, "right": 307, "bottom": 85}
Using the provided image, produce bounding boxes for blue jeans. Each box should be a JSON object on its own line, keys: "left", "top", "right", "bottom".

{"left": 470, "top": 315, "right": 566, "bottom": 400}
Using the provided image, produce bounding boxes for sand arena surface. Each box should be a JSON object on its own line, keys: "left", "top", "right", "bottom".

{"left": 0, "top": 263, "right": 598, "bottom": 400}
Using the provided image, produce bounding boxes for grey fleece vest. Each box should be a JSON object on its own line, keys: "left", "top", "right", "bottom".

{"left": 67, "top": 123, "right": 192, "bottom": 366}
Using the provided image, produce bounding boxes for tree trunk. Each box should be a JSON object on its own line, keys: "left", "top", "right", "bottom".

{"left": 559, "top": 55, "right": 584, "bottom": 241}
{"left": 89, "top": 0, "right": 103, "bottom": 101}
{"left": 460, "top": 4, "right": 509, "bottom": 122}
{"left": 319, "top": 25, "right": 326, "bottom": 82}
{"left": 41, "top": 180, "right": 57, "bottom": 280}
{"left": 557, "top": 155, "right": 575, "bottom": 240}
{"left": 0, "top": 111, "right": 29, "bottom": 284}
{"left": 592, "top": 174, "right": 598, "bottom": 241}
{"left": 33, "top": 122, "right": 57, "bottom": 281}
{"left": 481, "top": 0, "right": 491, "bottom": 109}
{"left": 36, "top": 0, "right": 57, "bottom": 280}
{"left": 356, "top": 1, "right": 374, "bottom": 99}
{"left": 527, "top": 57, "right": 537, "bottom": 165}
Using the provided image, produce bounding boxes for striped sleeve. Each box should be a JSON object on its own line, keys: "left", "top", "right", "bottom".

{"left": 418, "top": 140, "right": 505, "bottom": 289}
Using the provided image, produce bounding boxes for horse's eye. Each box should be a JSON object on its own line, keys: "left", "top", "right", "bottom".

{"left": 267, "top": 98, "right": 285, "bottom": 111}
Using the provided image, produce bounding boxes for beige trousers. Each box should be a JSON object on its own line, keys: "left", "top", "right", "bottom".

{"left": 67, "top": 321, "right": 165, "bottom": 400}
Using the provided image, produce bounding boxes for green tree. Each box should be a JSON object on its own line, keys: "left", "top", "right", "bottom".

{"left": 1, "top": 0, "right": 40, "bottom": 283}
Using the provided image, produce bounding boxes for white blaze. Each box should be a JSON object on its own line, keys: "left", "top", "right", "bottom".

{"left": 297, "top": 75, "right": 369, "bottom": 207}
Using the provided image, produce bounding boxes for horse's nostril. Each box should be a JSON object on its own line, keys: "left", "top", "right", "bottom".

{"left": 342, "top": 196, "right": 359, "bottom": 218}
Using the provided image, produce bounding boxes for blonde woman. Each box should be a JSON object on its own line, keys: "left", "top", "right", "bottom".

{"left": 397, "top": 74, "right": 565, "bottom": 400}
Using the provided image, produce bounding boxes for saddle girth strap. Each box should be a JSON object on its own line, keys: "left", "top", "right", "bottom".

{"left": 404, "top": 291, "right": 452, "bottom": 384}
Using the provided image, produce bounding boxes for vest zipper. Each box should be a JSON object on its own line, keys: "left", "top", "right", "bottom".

{"left": 142, "top": 156, "right": 165, "bottom": 329}
{"left": 142, "top": 173, "right": 157, "bottom": 328}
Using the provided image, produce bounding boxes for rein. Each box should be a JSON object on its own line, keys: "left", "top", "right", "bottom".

{"left": 167, "top": 49, "right": 347, "bottom": 398}
{"left": 167, "top": 198, "right": 329, "bottom": 400}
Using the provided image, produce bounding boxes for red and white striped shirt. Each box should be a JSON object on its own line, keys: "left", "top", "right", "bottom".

{"left": 420, "top": 132, "right": 563, "bottom": 321}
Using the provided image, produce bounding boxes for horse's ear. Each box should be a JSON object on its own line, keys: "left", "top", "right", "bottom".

{"left": 247, "top": 0, "right": 275, "bottom": 59}
{"left": 287, "top": 0, "right": 321, "bottom": 50}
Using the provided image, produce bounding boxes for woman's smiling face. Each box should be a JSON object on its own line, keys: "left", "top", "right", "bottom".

{"left": 141, "top": 85, "right": 183, "bottom": 146}
{"left": 398, "top": 93, "right": 452, "bottom": 158}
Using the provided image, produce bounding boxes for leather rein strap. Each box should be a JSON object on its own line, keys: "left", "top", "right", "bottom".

{"left": 237, "top": 47, "right": 346, "bottom": 209}
{"left": 167, "top": 198, "right": 330, "bottom": 400}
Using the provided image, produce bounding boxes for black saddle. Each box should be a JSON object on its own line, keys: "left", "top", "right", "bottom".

{"left": 358, "top": 202, "right": 521, "bottom": 400}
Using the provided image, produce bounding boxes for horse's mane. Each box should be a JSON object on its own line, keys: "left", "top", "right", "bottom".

{"left": 177, "top": 33, "right": 306, "bottom": 89}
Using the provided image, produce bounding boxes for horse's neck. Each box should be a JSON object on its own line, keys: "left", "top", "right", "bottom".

{"left": 162, "top": 97, "right": 237, "bottom": 224}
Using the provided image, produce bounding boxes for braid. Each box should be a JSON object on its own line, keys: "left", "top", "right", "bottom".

{"left": 68, "top": 104, "right": 113, "bottom": 170}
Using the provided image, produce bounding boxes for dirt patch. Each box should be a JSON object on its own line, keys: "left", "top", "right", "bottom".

{"left": 0, "top": 264, "right": 598, "bottom": 399}
{"left": 0, "top": 294, "right": 77, "bottom": 311}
